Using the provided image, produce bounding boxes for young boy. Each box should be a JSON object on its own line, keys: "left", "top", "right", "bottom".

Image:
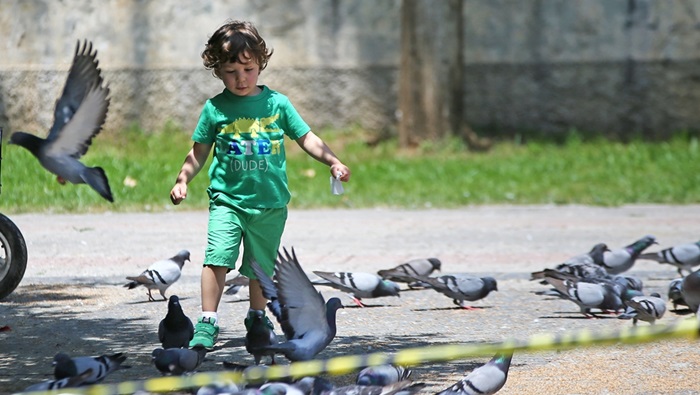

{"left": 170, "top": 20, "right": 351, "bottom": 349}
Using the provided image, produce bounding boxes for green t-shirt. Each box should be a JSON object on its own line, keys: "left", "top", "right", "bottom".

{"left": 192, "top": 85, "right": 310, "bottom": 208}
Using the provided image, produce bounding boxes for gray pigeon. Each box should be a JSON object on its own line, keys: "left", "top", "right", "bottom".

{"left": 530, "top": 243, "right": 610, "bottom": 281}
{"left": 259, "top": 379, "right": 318, "bottom": 395}
{"left": 9, "top": 40, "right": 113, "bottom": 202}
{"left": 436, "top": 352, "right": 513, "bottom": 395}
{"left": 159, "top": 295, "right": 194, "bottom": 349}
{"left": 24, "top": 368, "right": 94, "bottom": 391}
{"left": 377, "top": 258, "right": 442, "bottom": 287}
{"left": 251, "top": 247, "right": 344, "bottom": 362}
{"left": 53, "top": 352, "right": 128, "bottom": 384}
{"left": 681, "top": 268, "right": 700, "bottom": 315}
{"left": 356, "top": 364, "right": 411, "bottom": 386}
{"left": 224, "top": 273, "right": 250, "bottom": 296}
{"left": 196, "top": 380, "right": 240, "bottom": 395}
{"left": 618, "top": 292, "right": 667, "bottom": 325}
{"left": 639, "top": 240, "right": 700, "bottom": 276}
{"left": 245, "top": 309, "right": 278, "bottom": 365}
{"left": 668, "top": 278, "right": 688, "bottom": 310}
{"left": 542, "top": 270, "right": 623, "bottom": 317}
{"left": 312, "top": 271, "right": 401, "bottom": 307}
{"left": 152, "top": 347, "right": 206, "bottom": 375}
{"left": 408, "top": 274, "right": 498, "bottom": 310}
{"left": 125, "top": 250, "right": 190, "bottom": 301}
{"left": 599, "top": 235, "right": 657, "bottom": 275}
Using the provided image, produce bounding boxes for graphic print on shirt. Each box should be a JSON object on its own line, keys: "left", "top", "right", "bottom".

{"left": 220, "top": 114, "right": 282, "bottom": 173}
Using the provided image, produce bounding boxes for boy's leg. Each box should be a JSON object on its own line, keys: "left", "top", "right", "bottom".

{"left": 190, "top": 265, "right": 228, "bottom": 349}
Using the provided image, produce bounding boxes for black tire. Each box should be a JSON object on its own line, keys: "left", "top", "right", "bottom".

{"left": 0, "top": 213, "right": 27, "bottom": 300}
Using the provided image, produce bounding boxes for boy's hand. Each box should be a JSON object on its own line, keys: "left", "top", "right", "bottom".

{"left": 330, "top": 164, "right": 351, "bottom": 182}
{"left": 170, "top": 183, "right": 188, "bottom": 205}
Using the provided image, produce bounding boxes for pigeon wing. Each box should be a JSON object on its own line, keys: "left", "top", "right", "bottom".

{"left": 45, "top": 40, "right": 110, "bottom": 159}
{"left": 275, "top": 248, "right": 330, "bottom": 340}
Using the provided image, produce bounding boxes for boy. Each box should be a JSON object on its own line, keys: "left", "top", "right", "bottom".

{"left": 170, "top": 20, "right": 351, "bottom": 349}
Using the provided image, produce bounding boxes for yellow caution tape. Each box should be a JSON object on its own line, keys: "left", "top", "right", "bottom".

{"left": 18, "top": 317, "right": 699, "bottom": 395}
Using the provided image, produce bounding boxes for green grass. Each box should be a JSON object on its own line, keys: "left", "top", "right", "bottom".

{"left": 1, "top": 126, "right": 699, "bottom": 214}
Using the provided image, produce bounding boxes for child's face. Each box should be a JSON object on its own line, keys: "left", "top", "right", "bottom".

{"left": 217, "top": 51, "right": 261, "bottom": 97}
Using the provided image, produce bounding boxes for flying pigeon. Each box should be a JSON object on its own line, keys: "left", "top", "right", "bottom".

{"left": 24, "top": 368, "right": 94, "bottom": 391}
{"left": 125, "top": 250, "right": 190, "bottom": 301}
{"left": 531, "top": 243, "right": 611, "bottom": 281}
{"left": 152, "top": 347, "right": 206, "bottom": 375}
{"left": 251, "top": 247, "right": 344, "bottom": 362}
{"left": 668, "top": 278, "right": 688, "bottom": 311}
{"left": 159, "top": 295, "right": 194, "bottom": 349}
{"left": 681, "top": 268, "right": 700, "bottom": 315}
{"left": 542, "top": 270, "right": 624, "bottom": 317}
{"left": 638, "top": 240, "right": 700, "bottom": 276}
{"left": 314, "top": 376, "right": 426, "bottom": 395}
{"left": 598, "top": 235, "right": 657, "bottom": 275}
{"left": 377, "top": 258, "right": 442, "bottom": 288}
{"left": 53, "top": 352, "right": 128, "bottom": 384}
{"left": 618, "top": 292, "right": 667, "bottom": 325}
{"left": 9, "top": 40, "right": 113, "bottom": 202}
{"left": 245, "top": 309, "right": 278, "bottom": 365}
{"left": 312, "top": 271, "right": 401, "bottom": 307}
{"left": 407, "top": 274, "right": 498, "bottom": 310}
{"left": 436, "top": 352, "right": 513, "bottom": 395}
{"left": 224, "top": 273, "right": 250, "bottom": 296}
{"left": 356, "top": 364, "right": 412, "bottom": 386}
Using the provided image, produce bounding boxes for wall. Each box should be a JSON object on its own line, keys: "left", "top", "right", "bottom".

{"left": 1, "top": 0, "right": 700, "bottom": 138}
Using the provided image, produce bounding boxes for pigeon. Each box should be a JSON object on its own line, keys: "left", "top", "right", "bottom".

{"left": 159, "top": 295, "right": 194, "bottom": 349}
{"left": 314, "top": 376, "right": 426, "bottom": 395}
{"left": 196, "top": 380, "right": 240, "bottom": 395}
{"left": 377, "top": 258, "right": 442, "bottom": 288}
{"left": 125, "top": 250, "right": 190, "bottom": 301}
{"left": 312, "top": 271, "right": 401, "bottom": 307}
{"left": 618, "top": 292, "right": 667, "bottom": 325}
{"left": 668, "top": 278, "right": 688, "bottom": 310}
{"left": 24, "top": 368, "right": 94, "bottom": 391}
{"left": 531, "top": 243, "right": 610, "bottom": 281}
{"left": 224, "top": 273, "right": 250, "bottom": 296}
{"left": 436, "top": 352, "right": 513, "bottom": 395}
{"left": 542, "top": 270, "right": 624, "bottom": 317}
{"left": 152, "top": 347, "right": 206, "bottom": 375}
{"left": 639, "top": 240, "right": 700, "bottom": 276}
{"left": 9, "top": 40, "right": 113, "bottom": 202}
{"left": 251, "top": 247, "right": 344, "bottom": 362}
{"left": 356, "top": 364, "right": 411, "bottom": 386}
{"left": 681, "top": 268, "right": 700, "bottom": 315}
{"left": 408, "top": 274, "right": 498, "bottom": 310}
{"left": 53, "top": 352, "right": 128, "bottom": 384}
{"left": 598, "top": 235, "right": 657, "bottom": 275}
{"left": 259, "top": 378, "right": 318, "bottom": 395}
{"left": 245, "top": 309, "right": 278, "bottom": 365}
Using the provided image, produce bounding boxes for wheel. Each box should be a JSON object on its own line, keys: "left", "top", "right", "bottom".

{"left": 0, "top": 213, "right": 27, "bottom": 300}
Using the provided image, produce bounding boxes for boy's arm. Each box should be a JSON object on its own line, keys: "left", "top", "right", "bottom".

{"left": 170, "top": 142, "right": 213, "bottom": 204}
{"left": 295, "top": 131, "right": 351, "bottom": 182}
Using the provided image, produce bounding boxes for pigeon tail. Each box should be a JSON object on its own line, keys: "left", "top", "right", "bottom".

{"left": 81, "top": 166, "right": 113, "bottom": 202}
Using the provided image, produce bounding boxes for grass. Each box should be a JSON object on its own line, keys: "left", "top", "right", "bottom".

{"left": 1, "top": 126, "right": 699, "bottom": 214}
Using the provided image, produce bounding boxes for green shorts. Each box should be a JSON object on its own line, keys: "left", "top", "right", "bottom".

{"left": 204, "top": 193, "right": 287, "bottom": 279}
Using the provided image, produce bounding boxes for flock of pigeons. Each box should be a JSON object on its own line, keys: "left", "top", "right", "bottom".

{"left": 22, "top": 234, "right": 700, "bottom": 394}
{"left": 8, "top": 40, "right": 700, "bottom": 394}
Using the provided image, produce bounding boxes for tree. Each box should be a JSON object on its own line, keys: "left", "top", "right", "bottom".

{"left": 398, "top": 0, "right": 490, "bottom": 150}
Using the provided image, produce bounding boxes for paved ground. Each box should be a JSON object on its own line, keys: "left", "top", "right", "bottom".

{"left": 1, "top": 205, "right": 700, "bottom": 394}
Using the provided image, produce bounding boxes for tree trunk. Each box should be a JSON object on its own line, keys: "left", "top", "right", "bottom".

{"left": 398, "top": 0, "right": 464, "bottom": 148}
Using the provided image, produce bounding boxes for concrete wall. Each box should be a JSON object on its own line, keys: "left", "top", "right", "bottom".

{"left": 1, "top": 0, "right": 700, "bottom": 138}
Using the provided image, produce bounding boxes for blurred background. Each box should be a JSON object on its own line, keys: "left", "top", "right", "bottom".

{"left": 3, "top": 0, "right": 700, "bottom": 145}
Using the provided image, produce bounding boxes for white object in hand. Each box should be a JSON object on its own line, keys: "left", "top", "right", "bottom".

{"left": 330, "top": 174, "right": 344, "bottom": 195}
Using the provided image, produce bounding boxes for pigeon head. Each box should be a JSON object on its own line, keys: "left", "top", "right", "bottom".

{"left": 380, "top": 280, "right": 401, "bottom": 297}
{"left": 589, "top": 243, "right": 610, "bottom": 264}
{"left": 172, "top": 250, "right": 191, "bottom": 267}
{"left": 428, "top": 258, "right": 442, "bottom": 272}
{"left": 483, "top": 276, "right": 498, "bottom": 293}
{"left": 325, "top": 297, "right": 344, "bottom": 329}
{"left": 627, "top": 235, "right": 657, "bottom": 254}
{"left": 9, "top": 132, "right": 44, "bottom": 155}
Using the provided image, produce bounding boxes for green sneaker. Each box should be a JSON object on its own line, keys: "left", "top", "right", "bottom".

{"left": 189, "top": 317, "right": 219, "bottom": 350}
{"left": 244, "top": 310, "right": 274, "bottom": 332}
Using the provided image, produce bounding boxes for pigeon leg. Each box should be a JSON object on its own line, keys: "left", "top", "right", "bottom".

{"left": 56, "top": 176, "right": 67, "bottom": 185}
{"left": 349, "top": 295, "right": 365, "bottom": 307}
{"left": 147, "top": 289, "right": 155, "bottom": 302}
{"left": 460, "top": 305, "right": 482, "bottom": 310}
{"left": 159, "top": 289, "right": 167, "bottom": 301}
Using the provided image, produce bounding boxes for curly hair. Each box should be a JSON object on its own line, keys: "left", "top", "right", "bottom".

{"left": 202, "top": 20, "right": 273, "bottom": 77}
